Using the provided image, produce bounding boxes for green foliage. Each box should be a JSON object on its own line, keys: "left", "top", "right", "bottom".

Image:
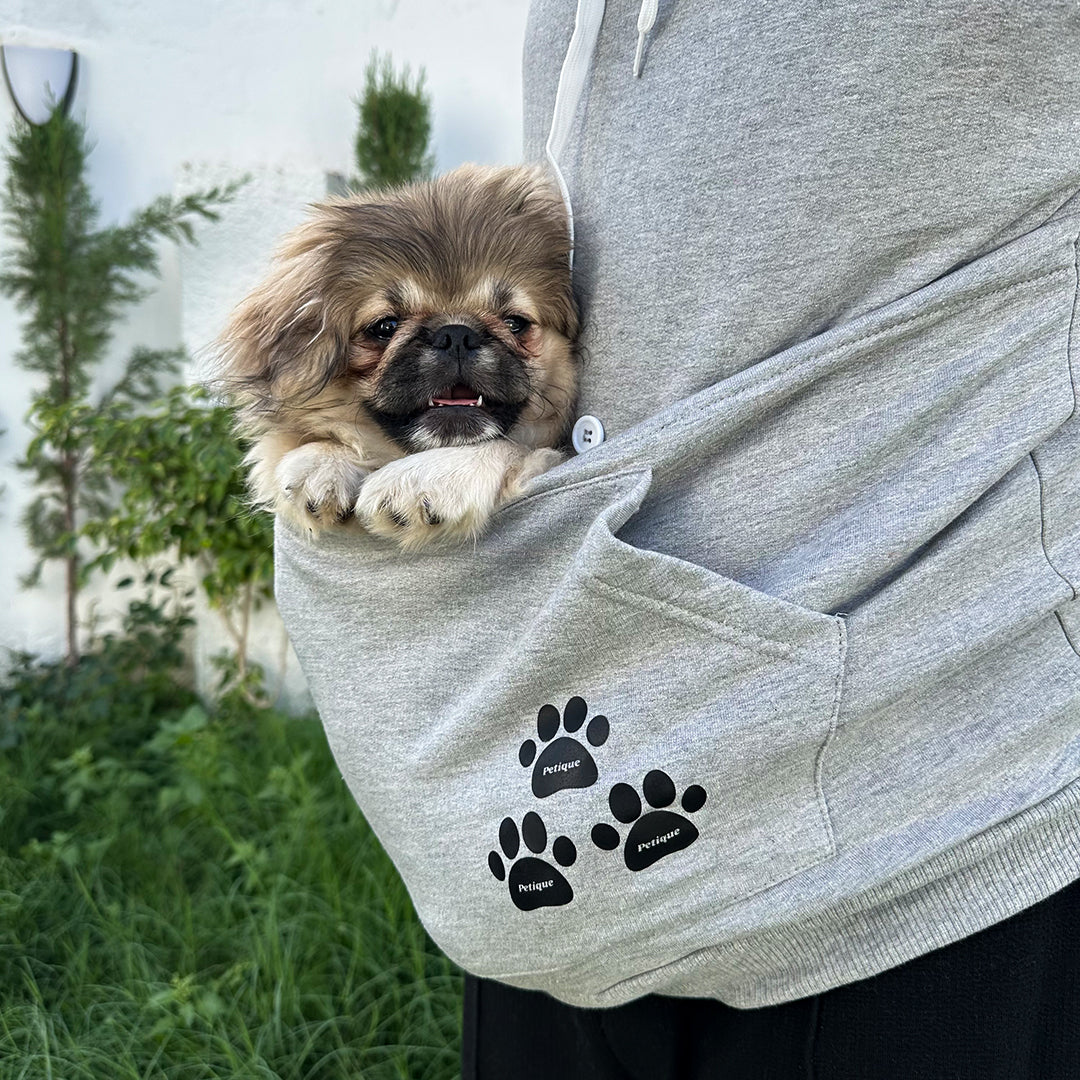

{"left": 353, "top": 52, "right": 435, "bottom": 190}
{"left": 0, "top": 108, "right": 240, "bottom": 663}
{"left": 0, "top": 607, "right": 462, "bottom": 1078}
{"left": 77, "top": 383, "right": 273, "bottom": 691}
{"left": 82, "top": 385, "right": 273, "bottom": 612}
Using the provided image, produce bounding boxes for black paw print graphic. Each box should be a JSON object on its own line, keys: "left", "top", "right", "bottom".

{"left": 591, "top": 770, "right": 707, "bottom": 871}
{"left": 519, "top": 696, "right": 609, "bottom": 798}
{"left": 488, "top": 812, "right": 577, "bottom": 911}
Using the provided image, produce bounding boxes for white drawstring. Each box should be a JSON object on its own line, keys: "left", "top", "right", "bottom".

{"left": 634, "top": 0, "right": 659, "bottom": 77}
{"left": 545, "top": 0, "right": 659, "bottom": 269}
{"left": 545, "top": 0, "right": 607, "bottom": 270}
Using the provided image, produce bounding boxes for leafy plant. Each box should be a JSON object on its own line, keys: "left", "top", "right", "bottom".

{"left": 353, "top": 51, "right": 435, "bottom": 190}
{"left": 82, "top": 384, "right": 274, "bottom": 684}
{"left": 0, "top": 108, "right": 239, "bottom": 665}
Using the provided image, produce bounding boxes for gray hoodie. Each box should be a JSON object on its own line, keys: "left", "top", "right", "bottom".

{"left": 274, "top": 0, "right": 1080, "bottom": 1008}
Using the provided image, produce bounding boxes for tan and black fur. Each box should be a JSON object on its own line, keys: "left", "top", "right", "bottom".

{"left": 217, "top": 164, "right": 578, "bottom": 549}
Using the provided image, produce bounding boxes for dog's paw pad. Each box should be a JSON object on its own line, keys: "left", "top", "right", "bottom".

{"left": 591, "top": 770, "right": 707, "bottom": 871}
{"left": 518, "top": 696, "right": 608, "bottom": 798}
{"left": 488, "top": 812, "right": 575, "bottom": 911}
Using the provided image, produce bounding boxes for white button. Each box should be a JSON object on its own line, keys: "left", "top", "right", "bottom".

{"left": 572, "top": 414, "right": 605, "bottom": 453}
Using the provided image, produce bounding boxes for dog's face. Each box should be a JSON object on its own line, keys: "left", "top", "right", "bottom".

{"left": 354, "top": 267, "right": 564, "bottom": 453}
{"left": 220, "top": 165, "right": 578, "bottom": 459}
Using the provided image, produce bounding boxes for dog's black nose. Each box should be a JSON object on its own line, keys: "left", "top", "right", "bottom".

{"left": 430, "top": 324, "right": 483, "bottom": 359}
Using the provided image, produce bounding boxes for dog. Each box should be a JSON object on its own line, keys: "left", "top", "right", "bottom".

{"left": 217, "top": 164, "right": 579, "bottom": 550}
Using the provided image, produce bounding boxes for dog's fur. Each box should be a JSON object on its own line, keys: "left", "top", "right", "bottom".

{"left": 217, "top": 164, "right": 578, "bottom": 549}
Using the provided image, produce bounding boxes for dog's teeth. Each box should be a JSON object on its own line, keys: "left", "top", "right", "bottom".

{"left": 477, "top": 394, "right": 483, "bottom": 407}
{"left": 428, "top": 398, "right": 435, "bottom": 407}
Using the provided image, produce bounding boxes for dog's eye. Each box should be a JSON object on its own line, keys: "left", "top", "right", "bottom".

{"left": 504, "top": 314, "right": 530, "bottom": 334}
{"left": 367, "top": 317, "right": 399, "bottom": 340}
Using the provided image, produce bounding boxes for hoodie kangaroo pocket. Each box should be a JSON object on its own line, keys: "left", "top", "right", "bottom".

{"left": 274, "top": 467, "right": 847, "bottom": 998}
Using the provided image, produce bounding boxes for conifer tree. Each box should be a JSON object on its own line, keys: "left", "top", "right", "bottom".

{"left": 0, "top": 109, "right": 237, "bottom": 665}
{"left": 353, "top": 52, "right": 435, "bottom": 189}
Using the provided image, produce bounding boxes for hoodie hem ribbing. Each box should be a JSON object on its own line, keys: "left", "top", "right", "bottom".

{"left": 661, "top": 777, "right": 1080, "bottom": 1009}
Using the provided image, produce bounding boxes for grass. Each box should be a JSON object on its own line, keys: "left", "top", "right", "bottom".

{"left": 0, "top": 601, "right": 463, "bottom": 1079}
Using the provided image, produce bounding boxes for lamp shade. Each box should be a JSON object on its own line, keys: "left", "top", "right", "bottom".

{"left": 1, "top": 45, "right": 78, "bottom": 125}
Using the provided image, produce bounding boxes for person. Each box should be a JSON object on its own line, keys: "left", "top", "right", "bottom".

{"left": 272, "top": 2, "right": 1080, "bottom": 1077}
{"left": 459, "top": 0, "right": 1080, "bottom": 1075}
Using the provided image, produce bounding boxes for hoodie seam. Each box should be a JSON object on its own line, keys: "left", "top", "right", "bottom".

{"left": 1030, "top": 225, "right": 1080, "bottom": 622}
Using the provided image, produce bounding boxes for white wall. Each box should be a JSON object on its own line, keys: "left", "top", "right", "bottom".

{"left": 0, "top": 0, "right": 532, "bottom": 702}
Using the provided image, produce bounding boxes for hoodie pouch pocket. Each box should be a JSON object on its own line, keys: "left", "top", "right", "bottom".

{"left": 275, "top": 467, "right": 847, "bottom": 1001}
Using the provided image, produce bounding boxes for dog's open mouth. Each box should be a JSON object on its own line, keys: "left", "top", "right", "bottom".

{"left": 372, "top": 377, "right": 521, "bottom": 450}
{"left": 429, "top": 384, "right": 483, "bottom": 408}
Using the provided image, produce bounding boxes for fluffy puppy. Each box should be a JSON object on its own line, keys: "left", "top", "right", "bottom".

{"left": 217, "top": 164, "right": 578, "bottom": 549}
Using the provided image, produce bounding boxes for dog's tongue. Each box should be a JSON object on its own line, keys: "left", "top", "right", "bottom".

{"left": 433, "top": 384, "right": 481, "bottom": 406}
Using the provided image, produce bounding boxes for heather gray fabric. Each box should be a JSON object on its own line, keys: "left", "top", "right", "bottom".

{"left": 274, "top": 1, "right": 1080, "bottom": 1008}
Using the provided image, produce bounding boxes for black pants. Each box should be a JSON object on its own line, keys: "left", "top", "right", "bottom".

{"left": 462, "top": 876, "right": 1080, "bottom": 1079}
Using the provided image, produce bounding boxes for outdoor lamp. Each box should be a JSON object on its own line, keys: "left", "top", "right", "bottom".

{"left": 1, "top": 45, "right": 78, "bottom": 125}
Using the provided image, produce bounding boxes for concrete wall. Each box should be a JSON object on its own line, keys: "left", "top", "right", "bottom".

{"left": 0, "top": 0, "right": 532, "bottom": 704}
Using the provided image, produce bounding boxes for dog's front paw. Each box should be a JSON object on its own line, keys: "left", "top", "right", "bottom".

{"left": 353, "top": 446, "right": 507, "bottom": 550}
{"left": 274, "top": 442, "right": 369, "bottom": 534}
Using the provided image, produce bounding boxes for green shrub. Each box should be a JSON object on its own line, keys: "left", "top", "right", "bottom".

{"left": 0, "top": 605, "right": 462, "bottom": 1079}
{"left": 82, "top": 385, "right": 275, "bottom": 691}
{"left": 353, "top": 52, "right": 435, "bottom": 190}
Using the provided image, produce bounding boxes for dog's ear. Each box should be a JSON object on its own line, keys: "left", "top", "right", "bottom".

{"left": 215, "top": 224, "right": 351, "bottom": 424}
